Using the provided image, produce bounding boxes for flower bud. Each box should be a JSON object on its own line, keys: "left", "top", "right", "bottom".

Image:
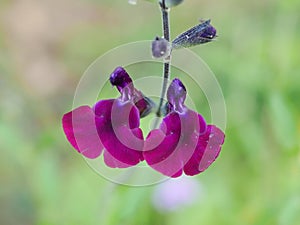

{"left": 172, "top": 19, "right": 217, "bottom": 49}
{"left": 152, "top": 36, "right": 171, "bottom": 58}
{"left": 160, "top": 0, "right": 184, "bottom": 8}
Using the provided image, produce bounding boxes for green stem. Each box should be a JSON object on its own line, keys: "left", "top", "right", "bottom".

{"left": 156, "top": 0, "right": 171, "bottom": 117}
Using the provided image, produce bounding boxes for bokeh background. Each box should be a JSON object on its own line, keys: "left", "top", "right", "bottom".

{"left": 1, "top": 0, "right": 300, "bottom": 224}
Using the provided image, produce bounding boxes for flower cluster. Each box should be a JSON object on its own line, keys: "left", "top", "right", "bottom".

{"left": 62, "top": 67, "right": 225, "bottom": 177}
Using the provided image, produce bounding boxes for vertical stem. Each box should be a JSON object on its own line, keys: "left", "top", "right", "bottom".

{"left": 156, "top": 0, "right": 171, "bottom": 117}
{"left": 161, "top": 1, "right": 170, "bottom": 41}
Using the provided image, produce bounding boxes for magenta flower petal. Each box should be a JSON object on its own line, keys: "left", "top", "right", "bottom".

{"left": 103, "top": 150, "right": 132, "bottom": 168}
{"left": 62, "top": 106, "right": 104, "bottom": 159}
{"left": 103, "top": 128, "right": 144, "bottom": 168}
{"left": 144, "top": 110, "right": 205, "bottom": 177}
{"left": 94, "top": 99, "right": 140, "bottom": 129}
{"left": 94, "top": 99, "right": 144, "bottom": 166}
{"left": 184, "top": 125, "right": 225, "bottom": 176}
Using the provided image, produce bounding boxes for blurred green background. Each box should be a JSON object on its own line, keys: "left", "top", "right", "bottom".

{"left": 1, "top": 0, "right": 300, "bottom": 224}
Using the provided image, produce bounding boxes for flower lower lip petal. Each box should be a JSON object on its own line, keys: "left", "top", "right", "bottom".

{"left": 143, "top": 110, "right": 204, "bottom": 177}
{"left": 94, "top": 99, "right": 144, "bottom": 166}
{"left": 184, "top": 125, "right": 225, "bottom": 176}
{"left": 62, "top": 106, "right": 104, "bottom": 159}
{"left": 62, "top": 95, "right": 144, "bottom": 166}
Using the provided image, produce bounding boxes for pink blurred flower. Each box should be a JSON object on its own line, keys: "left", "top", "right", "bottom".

{"left": 152, "top": 176, "right": 202, "bottom": 212}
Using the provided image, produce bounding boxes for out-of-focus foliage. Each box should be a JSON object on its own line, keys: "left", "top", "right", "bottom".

{"left": 0, "top": 0, "right": 300, "bottom": 225}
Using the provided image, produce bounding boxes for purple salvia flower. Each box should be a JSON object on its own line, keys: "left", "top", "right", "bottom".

{"left": 62, "top": 67, "right": 147, "bottom": 167}
{"left": 143, "top": 78, "right": 225, "bottom": 177}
